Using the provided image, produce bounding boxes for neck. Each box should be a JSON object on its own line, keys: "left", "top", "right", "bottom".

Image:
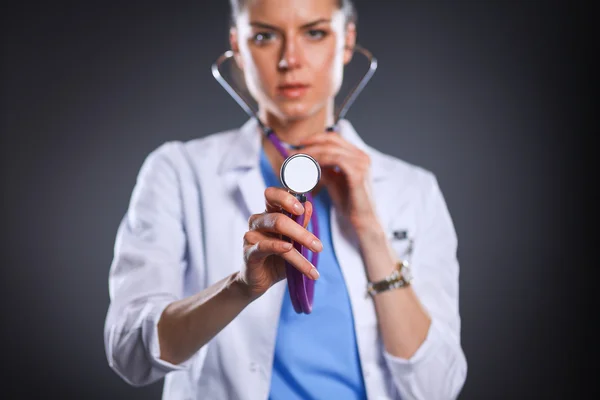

{"left": 259, "top": 102, "right": 334, "bottom": 147}
{"left": 259, "top": 103, "right": 334, "bottom": 195}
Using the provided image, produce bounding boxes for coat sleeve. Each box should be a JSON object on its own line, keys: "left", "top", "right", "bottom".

{"left": 103, "top": 141, "right": 206, "bottom": 386}
{"left": 383, "top": 171, "right": 468, "bottom": 400}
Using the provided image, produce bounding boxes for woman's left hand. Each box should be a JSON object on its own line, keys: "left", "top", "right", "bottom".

{"left": 291, "top": 131, "right": 379, "bottom": 233}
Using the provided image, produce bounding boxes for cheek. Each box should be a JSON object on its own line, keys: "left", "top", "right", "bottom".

{"left": 308, "top": 43, "right": 345, "bottom": 97}
{"left": 242, "top": 51, "right": 276, "bottom": 98}
{"left": 252, "top": 56, "right": 275, "bottom": 86}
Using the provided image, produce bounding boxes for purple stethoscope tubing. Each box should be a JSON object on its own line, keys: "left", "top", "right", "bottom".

{"left": 211, "top": 45, "right": 378, "bottom": 314}
{"left": 270, "top": 135, "right": 320, "bottom": 314}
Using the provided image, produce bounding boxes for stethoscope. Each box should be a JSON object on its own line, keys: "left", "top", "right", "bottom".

{"left": 211, "top": 45, "right": 377, "bottom": 314}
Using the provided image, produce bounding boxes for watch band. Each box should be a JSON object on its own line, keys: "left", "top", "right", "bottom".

{"left": 366, "top": 260, "right": 411, "bottom": 298}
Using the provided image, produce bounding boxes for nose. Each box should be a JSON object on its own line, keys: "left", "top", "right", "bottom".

{"left": 278, "top": 36, "right": 302, "bottom": 71}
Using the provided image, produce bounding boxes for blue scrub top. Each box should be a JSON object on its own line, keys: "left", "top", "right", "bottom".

{"left": 259, "top": 148, "right": 367, "bottom": 400}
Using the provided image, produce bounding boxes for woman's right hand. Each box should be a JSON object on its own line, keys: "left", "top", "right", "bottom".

{"left": 238, "top": 187, "right": 323, "bottom": 299}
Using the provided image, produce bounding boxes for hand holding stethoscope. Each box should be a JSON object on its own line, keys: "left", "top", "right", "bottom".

{"left": 241, "top": 130, "right": 378, "bottom": 313}
{"left": 241, "top": 154, "right": 323, "bottom": 304}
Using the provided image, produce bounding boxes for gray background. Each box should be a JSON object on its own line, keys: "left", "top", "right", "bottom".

{"left": 1, "top": 1, "right": 591, "bottom": 399}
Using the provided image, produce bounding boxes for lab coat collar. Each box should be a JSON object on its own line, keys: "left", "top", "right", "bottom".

{"left": 218, "top": 118, "right": 391, "bottom": 181}
{"left": 217, "top": 118, "right": 262, "bottom": 175}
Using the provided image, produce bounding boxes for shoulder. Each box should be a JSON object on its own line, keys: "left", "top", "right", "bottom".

{"left": 369, "top": 145, "right": 441, "bottom": 199}
{"left": 340, "top": 119, "right": 440, "bottom": 196}
{"left": 148, "top": 127, "right": 241, "bottom": 162}
{"left": 138, "top": 125, "right": 243, "bottom": 175}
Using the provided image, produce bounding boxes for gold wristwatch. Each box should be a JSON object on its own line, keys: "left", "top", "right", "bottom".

{"left": 366, "top": 260, "right": 412, "bottom": 298}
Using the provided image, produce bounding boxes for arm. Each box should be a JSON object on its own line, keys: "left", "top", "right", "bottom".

{"left": 104, "top": 142, "right": 199, "bottom": 386}
{"left": 357, "top": 173, "right": 467, "bottom": 400}
{"left": 293, "top": 133, "right": 467, "bottom": 399}
{"left": 156, "top": 271, "right": 254, "bottom": 365}
{"left": 104, "top": 142, "right": 320, "bottom": 386}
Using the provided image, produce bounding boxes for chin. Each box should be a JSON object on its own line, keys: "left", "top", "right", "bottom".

{"left": 275, "top": 101, "right": 322, "bottom": 122}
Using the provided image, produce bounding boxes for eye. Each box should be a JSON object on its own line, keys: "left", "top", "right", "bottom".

{"left": 306, "top": 29, "right": 327, "bottom": 40}
{"left": 252, "top": 31, "right": 276, "bottom": 44}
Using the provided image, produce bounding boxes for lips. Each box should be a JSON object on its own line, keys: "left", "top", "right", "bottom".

{"left": 278, "top": 83, "right": 309, "bottom": 88}
{"left": 277, "top": 83, "right": 310, "bottom": 99}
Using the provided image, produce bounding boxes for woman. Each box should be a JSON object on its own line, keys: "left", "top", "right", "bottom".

{"left": 103, "top": 0, "right": 467, "bottom": 399}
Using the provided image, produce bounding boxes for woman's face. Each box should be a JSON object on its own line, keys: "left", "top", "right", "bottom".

{"left": 231, "top": 0, "right": 355, "bottom": 122}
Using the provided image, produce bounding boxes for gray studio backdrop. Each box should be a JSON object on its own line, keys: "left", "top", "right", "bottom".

{"left": 1, "top": 1, "right": 586, "bottom": 399}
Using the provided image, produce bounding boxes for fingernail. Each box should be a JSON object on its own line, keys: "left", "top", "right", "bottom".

{"left": 293, "top": 202, "right": 304, "bottom": 214}
{"left": 311, "top": 240, "right": 323, "bottom": 252}
{"left": 282, "top": 242, "right": 293, "bottom": 250}
{"left": 309, "top": 268, "right": 320, "bottom": 280}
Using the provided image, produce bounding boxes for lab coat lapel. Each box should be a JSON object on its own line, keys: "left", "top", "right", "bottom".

{"left": 237, "top": 168, "right": 267, "bottom": 218}
{"left": 219, "top": 119, "right": 266, "bottom": 219}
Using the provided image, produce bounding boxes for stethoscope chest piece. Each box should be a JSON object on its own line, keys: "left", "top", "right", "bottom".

{"left": 280, "top": 153, "right": 321, "bottom": 195}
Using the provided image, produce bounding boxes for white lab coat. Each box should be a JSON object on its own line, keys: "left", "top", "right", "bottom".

{"left": 104, "top": 118, "right": 467, "bottom": 399}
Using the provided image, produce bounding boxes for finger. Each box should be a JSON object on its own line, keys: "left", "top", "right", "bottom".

{"left": 245, "top": 236, "right": 294, "bottom": 263}
{"left": 280, "top": 247, "right": 320, "bottom": 280}
{"left": 249, "top": 213, "right": 323, "bottom": 253}
{"left": 298, "top": 132, "right": 351, "bottom": 149}
{"left": 299, "top": 145, "right": 357, "bottom": 170}
{"left": 244, "top": 236, "right": 319, "bottom": 281}
{"left": 264, "top": 186, "right": 305, "bottom": 215}
{"left": 243, "top": 230, "right": 274, "bottom": 246}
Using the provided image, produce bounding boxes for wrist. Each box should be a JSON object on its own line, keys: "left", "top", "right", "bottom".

{"left": 354, "top": 216, "right": 387, "bottom": 244}
{"left": 366, "top": 259, "right": 413, "bottom": 297}
{"left": 353, "top": 220, "right": 400, "bottom": 282}
{"left": 228, "top": 272, "right": 263, "bottom": 304}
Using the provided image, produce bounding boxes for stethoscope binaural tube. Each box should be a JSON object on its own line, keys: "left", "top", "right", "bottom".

{"left": 210, "top": 45, "right": 377, "bottom": 129}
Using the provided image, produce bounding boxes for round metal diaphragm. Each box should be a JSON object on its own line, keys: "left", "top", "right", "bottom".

{"left": 280, "top": 154, "right": 321, "bottom": 194}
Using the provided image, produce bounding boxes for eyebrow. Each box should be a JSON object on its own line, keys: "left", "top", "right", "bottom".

{"left": 249, "top": 18, "right": 331, "bottom": 31}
